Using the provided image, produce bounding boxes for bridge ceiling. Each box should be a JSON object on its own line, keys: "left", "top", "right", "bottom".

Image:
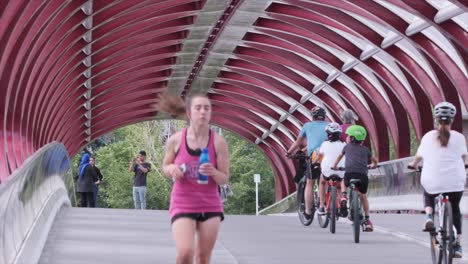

{"left": 1, "top": 0, "right": 467, "bottom": 198}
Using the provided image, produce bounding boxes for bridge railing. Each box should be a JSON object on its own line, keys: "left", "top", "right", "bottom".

{"left": 0, "top": 143, "right": 74, "bottom": 264}
{"left": 260, "top": 157, "right": 467, "bottom": 215}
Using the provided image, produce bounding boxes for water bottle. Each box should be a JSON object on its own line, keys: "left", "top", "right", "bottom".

{"left": 197, "top": 148, "right": 209, "bottom": 184}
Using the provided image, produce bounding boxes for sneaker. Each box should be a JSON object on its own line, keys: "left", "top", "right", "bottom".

{"left": 454, "top": 243, "right": 462, "bottom": 258}
{"left": 364, "top": 219, "right": 373, "bottom": 232}
{"left": 303, "top": 212, "right": 313, "bottom": 226}
{"left": 318, "top": 207, "right": 326, "bottom": 215}
{"left": 340, "top": 199, "right": 348, "bottom": 217}
{"left": 423, "top": 218, "right": 434, "bottom": 231}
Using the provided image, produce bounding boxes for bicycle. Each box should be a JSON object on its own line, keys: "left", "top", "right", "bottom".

{"left": 316, "top": 174, "right": 343, "bottom": 234}
{"left": 333, "top": 166, "right": 377, "bottom": 243}
{"left": 407, "top": 165, "right": 467, "bottom": 264}
{"left": 289, "top": 152, "right": 320, "bottom": 226}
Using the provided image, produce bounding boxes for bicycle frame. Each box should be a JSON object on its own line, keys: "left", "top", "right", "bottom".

{"left": 325, "top": 175, "right": 342, "bottom": 233}
{"left": 325, "top": 177, "right": 341, "bottom": 212}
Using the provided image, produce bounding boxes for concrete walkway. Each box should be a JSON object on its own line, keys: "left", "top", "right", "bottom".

{"left": 39, "top": 208, "right": 468, "bottom": 264}
{"left": 39, "top": 208, "right": 237, "bottom": 264}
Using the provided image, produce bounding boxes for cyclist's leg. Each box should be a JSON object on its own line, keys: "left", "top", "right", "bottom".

{"left": 447, "top": 191, "right": 463, "bottom": 246}
{"left": 355, "top": 173, "right": 369, "bottom": 216}
{"left": 356, "top": 174, "right": 373, "bottom": 231}
{"left": 423, "top": 190, "right": 436, "bottom": 215}
{"left": 340, "top": 179, "right": 347, "bottom": 197}
{"left": 319, "top": 174, "right": 326, "bottom": 209}
{"left": 304, "top": 178, "right": 315, "bottom": 216}
{"left": 360, "top": 193, "right": 369, "bottom": 216}
{"left": 359, "top": 192, "right": 373, "bottom": 231}
{"left": 335, "top": 177, "right": 347, "bottom": 216}
{"left": 423, "top": 191, "right": 437, "bottom": 230}
{"left": 448, "top": 191, "right": 464, "bottom": 257}
{"left": 335, "top": 178, "right": 343, "bottom": 204}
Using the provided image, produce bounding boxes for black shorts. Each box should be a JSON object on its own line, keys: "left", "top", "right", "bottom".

{"left": 171, "top": 212, "right": 224, "bottom": 224}
{"left": 423, "top": 191, "right": 463, "bottom": 209}
{"left": 306, "top": 164, "right": 321, "bottom": 180}
{"left": 344, "top": 172, "right": 368, "bottom": 194}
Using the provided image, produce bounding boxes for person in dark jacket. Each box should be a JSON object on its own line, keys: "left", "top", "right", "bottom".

{"left": 77, "top": 153, "right": 99, "bottom": 207}
{"left": 90, "top": 156, "right": 103, "bottom": 207}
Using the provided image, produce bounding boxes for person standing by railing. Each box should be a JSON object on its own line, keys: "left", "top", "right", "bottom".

{"left": 77, "top": 153, "right": 99, "bottom": 207}
{"left": 89, "top": 156, "right": 103, "bottom": 208}
{"left": 408, "top": 102, "right": 467, "bottom": 258}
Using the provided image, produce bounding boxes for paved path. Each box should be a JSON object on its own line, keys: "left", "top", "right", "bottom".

{"left": 39, "top": 208, "right": 468, "bottom": 264}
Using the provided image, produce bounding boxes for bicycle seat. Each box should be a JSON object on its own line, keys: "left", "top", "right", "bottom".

{"left": 350, "top": 179, "right": 361, "bottom": 184}
{"left": 328, "top": 175, "right": 342, "bottom": 182}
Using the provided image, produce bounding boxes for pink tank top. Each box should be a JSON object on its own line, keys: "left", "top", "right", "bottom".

{"left": 170, "top": 128, "right": 223, "bottom": 217}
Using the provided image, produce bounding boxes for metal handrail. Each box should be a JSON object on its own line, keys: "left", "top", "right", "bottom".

{"left": 0, "top": 142, "right": 73, "bottom": 264}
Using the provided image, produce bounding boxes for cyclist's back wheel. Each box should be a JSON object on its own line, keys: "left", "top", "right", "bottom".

{"left": 330, "top": 187, "right": 337, "bottom": 234}
{"left": 317, "top": 187, "right": 328, "bottom": 228}
{"left": 444, "top": 202, "right": 455, "bottom": 264}
{"left": 296, "top": 180, "right": 306, "bottom": 225}
{"left": 429, "top": 232, "right": 440, "bottom": 264}
{"left": 352, "top": 190, "right": 360, "bottom": 243}
{"left": 430, "top": 208, "right": 444, "bottom": 264}
{"left": 317, "top": 207, "right": 329, "bottom": 228}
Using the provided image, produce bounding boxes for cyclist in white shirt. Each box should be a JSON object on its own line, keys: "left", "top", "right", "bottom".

{"left": 315, "top": 122, "right": 347, "bottom": 216}
{"left": 408, "top": 102, "right": 467, "bottom": 258}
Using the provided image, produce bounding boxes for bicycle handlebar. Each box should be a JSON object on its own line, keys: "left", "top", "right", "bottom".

{"left": 407, "top": 165, "right": 422, "bottom": 172}
{"left": 286, "top": 152, "right": 321, "bottom": 169}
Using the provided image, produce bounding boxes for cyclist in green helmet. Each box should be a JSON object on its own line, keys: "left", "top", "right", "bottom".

{"left": 333, "top": 125, "right": 378, "bottom": 231}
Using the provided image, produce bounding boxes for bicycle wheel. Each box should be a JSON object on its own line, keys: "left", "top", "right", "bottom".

{"left": 314, "top": 189, "right": 320, "bottom": 210}
{"left": 444, "top": 202, "right": 455, "bottom": 264}
{"left": 352, "top": 190, "right": 360, "bottom": 243}
{"left": 296, "top": 179, "right": 307, "bottom": 225}
{"left": 317, "top": 190, "right": 329, "bottom": 228}
{"left": 429, "top": 231, "right": 440, "bottom": 264}
{"left": 330, "top": 186, "right": 337, "bottom": 234}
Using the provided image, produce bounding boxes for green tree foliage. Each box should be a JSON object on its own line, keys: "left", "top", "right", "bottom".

{"left": 222, "top": 131, "right": 275, "bottom": 214}
{"left": 72, "top": 121, "right": 276, "bottom": 215}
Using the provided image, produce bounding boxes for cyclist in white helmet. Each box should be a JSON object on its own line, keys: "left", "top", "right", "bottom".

{"left": 408, "top": 102, "right": 467, "bottom": 258}
{"left": 315, "top": 122, "right": 347, "bottom": 216}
